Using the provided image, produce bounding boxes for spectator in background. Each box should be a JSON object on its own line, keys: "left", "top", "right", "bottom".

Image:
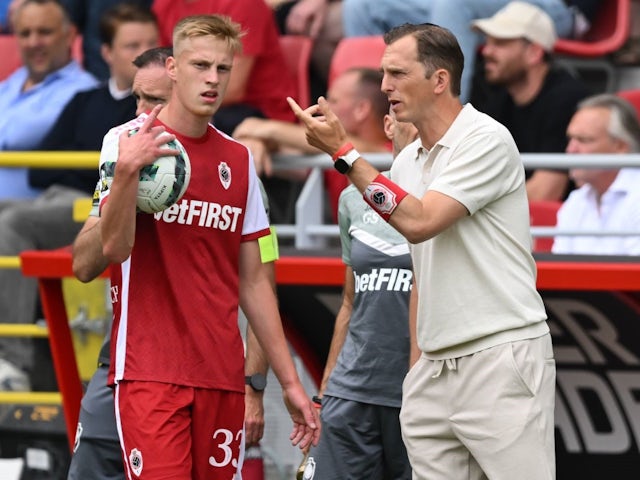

{"left": 233, "top": 67, "right": 390, "bottom": 222}
{"left": 342, "top": 0, "right": 602, "bottom": 103}
{"left": 0, "top": 2, "right": 158, "bottom": 392}
{"left": 553, "top": 94, "right": 640, "bottom": 255}
{"left": 271, "top": 0, "right": 343, "bottom": 102}
{"left": 0, "top": 0, "right": 97, "bottom": 200}
{"left": 152, "top": 0, "right": 297, "bottom": 136}
{"left": 473, "top": 1, "right": 591, "bottom": 201}
{"left": 299, "top": 109, "right": 416, "bottom": 479}
{"left": 60, "top": 0, "right": 154, "bottom": 80}
{"left": 32, "top": 2, "right": 158, "bottom": 193}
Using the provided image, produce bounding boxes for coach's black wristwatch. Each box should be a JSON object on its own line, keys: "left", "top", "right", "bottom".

{"left": 245, "top": 373, "right": 267, "bottom": 392}
{"left": 332, "top": 142, "right": 360, "bottom": 174}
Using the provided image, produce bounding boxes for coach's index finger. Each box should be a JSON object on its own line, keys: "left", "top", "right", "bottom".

{"left": 287, "top": 97, "right": 320, "bottom": 125}
{"left": 287, "top": 96, "right": 304, "bottom": 119}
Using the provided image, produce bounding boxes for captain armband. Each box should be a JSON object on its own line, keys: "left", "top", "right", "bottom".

{"left": 362, "top": 174, "right": 408, "bottom": 221}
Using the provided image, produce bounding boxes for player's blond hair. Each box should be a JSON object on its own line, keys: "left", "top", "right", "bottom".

{"left": 172, "top": 14, "right": 244, "bottom": 56}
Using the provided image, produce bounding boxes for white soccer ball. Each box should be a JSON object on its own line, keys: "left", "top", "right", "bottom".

{"left": 135, "top": 133, "right": 191, "bottom": 213}
{"left": 100, "top": 130, "right": 191, "bottom": 214}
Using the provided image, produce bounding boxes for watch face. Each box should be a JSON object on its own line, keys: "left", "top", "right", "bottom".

{"left": 334, "top": 158, "right": 350, "bottom": 174}
{"left": 248, "top": 373, "right": 267, "bottom": 391}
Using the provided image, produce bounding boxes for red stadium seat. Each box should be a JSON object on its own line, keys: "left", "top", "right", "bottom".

{"left": 617, "top": 89, "right": 640, "bottom": 118}
{"left": 325, "top": 36, "right": 387, "bottom": 221}
{"left": 0, "top": 35, "right": 22, "bottom": 81}
{"left": 328, "top": 35, "right": 386, "bottom": 87}
{"left": 553, "top": 0, "right": 632, "bottom": 92}
{"left": 278, "top": 35, "right": 313, "bottom": 108}
{"left": 554, "top": 0, "right": 631, "bottom": 57}
{"left": 529, "top": 200, "right": 562, "bottom": 252}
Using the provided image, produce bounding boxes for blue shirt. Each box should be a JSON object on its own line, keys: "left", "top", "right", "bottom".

{"left": 0, "top": 60, "right": 98, "bottom": 199}
{"left": 0, "top": 0, "right": 11, "bottom": 31}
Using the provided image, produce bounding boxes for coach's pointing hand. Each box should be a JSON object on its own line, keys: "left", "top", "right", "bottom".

{"left": 287, "top": 96, "right": 348, "bottom": 157}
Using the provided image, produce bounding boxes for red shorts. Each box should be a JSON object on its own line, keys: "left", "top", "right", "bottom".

{"left": 115, "top": 380, "right": 245, "bottom": 479}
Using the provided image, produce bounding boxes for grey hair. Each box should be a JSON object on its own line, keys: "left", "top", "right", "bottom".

{"left": 578, "top": 94, "right": 640, "bottom": 152}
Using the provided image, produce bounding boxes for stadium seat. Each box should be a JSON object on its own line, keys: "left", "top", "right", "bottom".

{"left": 0, "top": 34, "right": 84, "bottom": 81}
{"left": 328, "top": 35, "right": 386, "bottom": 87}
{"left": 0, "top": 35, "right": 21, "bottom": 81}
{"left": 617, "top": 89, "right": 640, "bottom": 118}
{"left": 325, "top": 35, "right": 387, "bottom": 221}
{"left": 553, "top": 0, "right": 632, "bottom": 92}
{"left": 529, "top": 200, "right": 562, "bottom": 252}
{"left": 278, "top": 35, "right": 313, "bottom": 108}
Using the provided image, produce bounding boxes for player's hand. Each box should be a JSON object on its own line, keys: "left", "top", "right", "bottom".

{"left": 117, "top": 105, "right": 180, "bottom": 173}
{"left": 287, "top": 96, "right": 348, "bottom": 157}
{"left": 282, "top": 383, "right": 321, "bottom": 450}
{"left": 244, "top": 388, "right": 265, "bottom": 447}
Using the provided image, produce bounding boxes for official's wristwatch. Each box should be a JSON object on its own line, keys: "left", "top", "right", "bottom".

{"left": 334, "top": 148, "right": 360, "bottom": 174}
{"left": 245, "top": 373, "right": 267, "bottom": 392}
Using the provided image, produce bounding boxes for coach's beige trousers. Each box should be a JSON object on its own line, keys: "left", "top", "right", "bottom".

{"left": 400, "top": 334, "right": 556, "bottom": 480}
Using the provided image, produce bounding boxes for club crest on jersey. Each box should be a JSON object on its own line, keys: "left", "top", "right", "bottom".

{"left": 218, "top": 162, "right": 231, "bottom": 190}
{"left": 129, "top": 448, "right": 143, "bottom": 476}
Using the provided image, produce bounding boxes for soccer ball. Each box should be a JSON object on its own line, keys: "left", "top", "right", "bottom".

{"left": 135, "top": 134, "right": 191, "bottom": 213}
{"left": 99, "top": 130, "right": 191, "bottom": 214}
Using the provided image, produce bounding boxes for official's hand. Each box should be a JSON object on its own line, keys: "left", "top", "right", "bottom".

{"left": 287, "top": 96, "right": 348, "bottom": 157}
{"left": 282, "top": 383, "right": 321, "bottom": 450}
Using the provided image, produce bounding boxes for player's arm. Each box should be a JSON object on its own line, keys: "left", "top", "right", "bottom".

{"left": 239, "top": 240, "right": 320, "bottom": 449}
{"left": 101, "top": 106, "right": 177, "bottom": 262}
{"left": 289, "top": 96, "right": 468, "bottom": 243}
{"left": 72, "top": 179, "right": 109, "bottom": 282}
{"left": 72, "top": 216, "right": 109, "bottom": 283}
{"left": 244, "top": 321, "right": 268, "bottom": 447}
{"left": 244, "top": 226, "right": 278, "bottom": 447}
{"left": 318, "top": 266, "right": 354, "bottom": 396}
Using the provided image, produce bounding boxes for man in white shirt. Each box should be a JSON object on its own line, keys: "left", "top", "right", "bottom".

{"left": 552, "top": 94, "right": 640, "bottom": 255}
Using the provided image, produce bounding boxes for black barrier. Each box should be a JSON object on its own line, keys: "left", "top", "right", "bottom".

{"left": 277, "top": 285, "right": 640, "bottom": 479}
{"left": 548, "top": 290, "right": 640, "bottom": 478}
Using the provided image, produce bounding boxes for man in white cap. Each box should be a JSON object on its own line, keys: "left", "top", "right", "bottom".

{"left": 473, "top": 1, "right": 590, "bottom": 202}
